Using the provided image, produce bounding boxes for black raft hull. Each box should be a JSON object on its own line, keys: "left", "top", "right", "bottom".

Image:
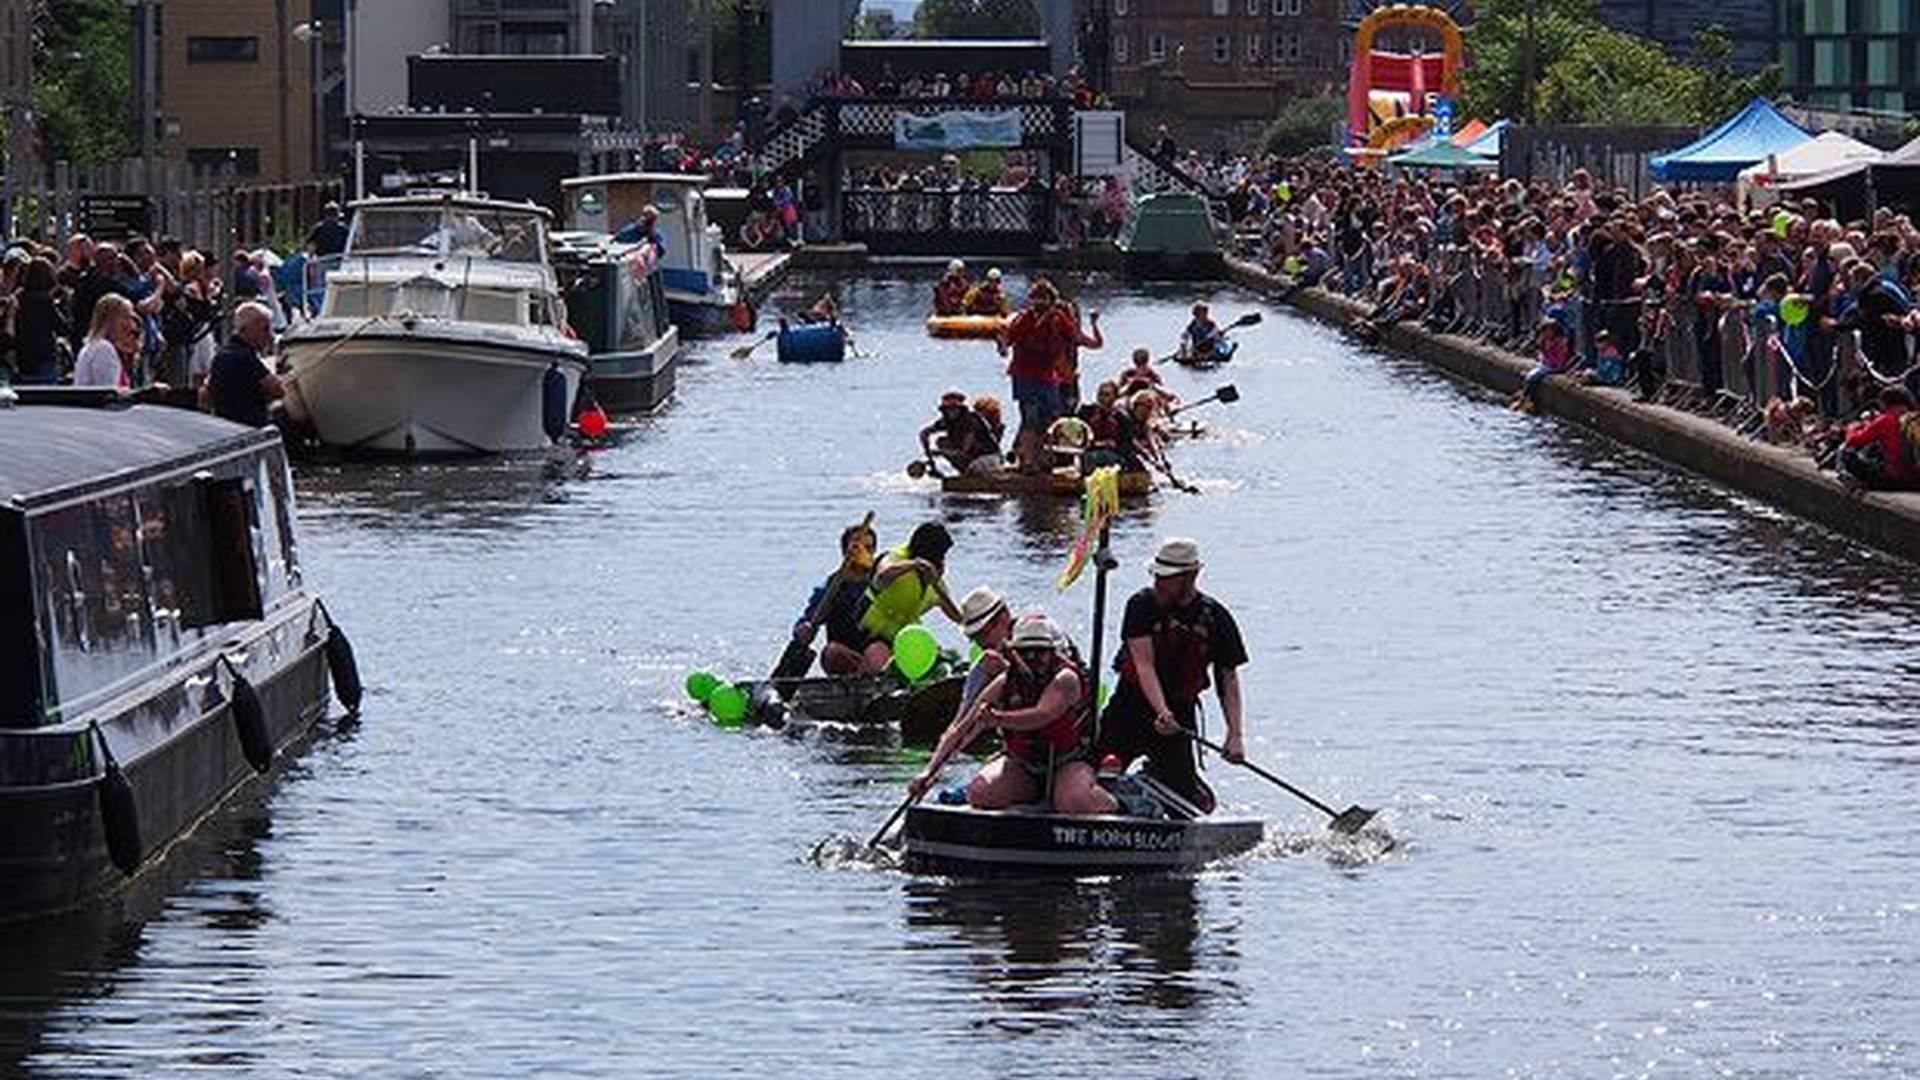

{"left": 903, "top": 803, "right": 1264, "bottom": 877}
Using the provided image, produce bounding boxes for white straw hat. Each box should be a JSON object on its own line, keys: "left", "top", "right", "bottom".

{"left": 1148, "top": 537, "right": 1203, "bottom": 578}
{"left": 959, "top": 586, "right": 1009, "bottom": 637}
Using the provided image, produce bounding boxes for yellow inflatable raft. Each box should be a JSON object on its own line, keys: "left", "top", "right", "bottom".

{"left": 925, "top": 314, "right": 1009, "bottom": 340}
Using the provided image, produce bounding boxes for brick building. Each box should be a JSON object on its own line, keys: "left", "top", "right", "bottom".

{"left": 1098, "top": 0, "right": 1344, "bottom": 149}
{"left": 128, "top": 0, "right": 318, "bottom": 182}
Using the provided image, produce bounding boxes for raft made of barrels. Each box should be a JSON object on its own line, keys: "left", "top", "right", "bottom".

{"left": 776, "top": 323, "right": 848, "bottom": 364}
{"left": 739, "top": 673, "right": 965, "bottom": 746}
{"left": 903, "top": 777, "right": 1265, "bottom": 876}
{"left": 925, "top": 314, "right": 1008, "bottom": 340}
{"left": 1173, "top": 339, "right": 1238, "bottom": 368}
{"left": 940, "top": 467, "right": 1153, "bottom": 499}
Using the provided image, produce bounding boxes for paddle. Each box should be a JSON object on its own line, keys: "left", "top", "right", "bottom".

{"left": 729, "top": 330, "right": 777, "bottom": 360}
{"left": 1158, "top": 312, "right": 1262, "bottom": 364}
{"left": 905, "top": 455, "right": 946, "bottom": 480}
{"left": 1146, "top": 454, "right": 1200, "bottom": 495}
{"left": 870, "top": 681, "right": 993, "bottom": 848}
{"left": 1169, "top": 383, "right": 1240, "bottom": 417}
{"left": 1184, "top": 728, "right": 1378, "bottom": 834}
{"left": 772, "top": 511, "right": 875, "bottom": 680}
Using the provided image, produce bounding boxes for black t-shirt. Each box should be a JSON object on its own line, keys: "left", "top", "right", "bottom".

{"left": 937, "top": 408, "right": 1000, "bottom": 462}
{"left": 308, "top": 216, "right": 349, "bottom": 257}
{"left": 1115, "top": 587, "right": 1248, "bottom": 699}
{"left": 208, "top": 337, "right": 271, "bottom": 427}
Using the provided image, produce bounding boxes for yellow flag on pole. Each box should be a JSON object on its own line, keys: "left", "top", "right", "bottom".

{"left": 1056, "top": 467, "right": 1120, "bottom": 592}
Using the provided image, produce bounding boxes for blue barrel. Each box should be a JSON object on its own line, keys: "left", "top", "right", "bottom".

{"left": 776, "top": 323, "right": 847, "bottom": 364}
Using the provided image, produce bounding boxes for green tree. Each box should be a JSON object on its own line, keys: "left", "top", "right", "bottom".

{"left": 1261, "top": 94, "right": 1345, "bottom": 157}
{"left": 1458, "top": 0, "right": 1779, "bottom": 127}
{"left": 33, "top": 0, "right": 132, "bottom": 165}
{"left": 911, "top": 0, "right": 1041, "bottom": 40}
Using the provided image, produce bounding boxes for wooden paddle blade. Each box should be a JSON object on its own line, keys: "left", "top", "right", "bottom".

{"left": 906, "top": 460, "right": 928, "bottom": 479}
{"left": 1327, "top": 805, "right": 1379, "bottom": 835}
{"left": 771, "top": 640, "right": 816, "bottom": 680}
{"left": 1216, "top": 384, "right": 1240, "bottom": 404}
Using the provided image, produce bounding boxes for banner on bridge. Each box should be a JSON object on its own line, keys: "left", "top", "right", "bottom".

{"left": 893, "top": 110, "right": 1022, "bottom": 151}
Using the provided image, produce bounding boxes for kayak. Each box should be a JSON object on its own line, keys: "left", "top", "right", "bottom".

{"left": 903, "top": 774, "right": 1265, "bottom": 876}
{"left": 777, "top": 322, "right": 847, "bottom": 364}
{"left": 940, "top": 467, "right": 1153, "bottom": 499}
{"left": 925, "top": 314, "right": 1008, "bottom": 339}
{"left": 740, "top": 673, "right": 965, "bottom": 746}
{"left": 1173, "top": 339, "right": 1237, "bottom": 367}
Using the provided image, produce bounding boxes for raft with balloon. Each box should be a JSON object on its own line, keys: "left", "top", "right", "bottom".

{"left": 682, "top": 623, "right": 979, "bottom": 747}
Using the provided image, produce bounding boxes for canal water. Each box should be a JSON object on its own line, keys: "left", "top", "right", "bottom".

{"left": 4, "top": 273, "right": 1918, "bottom": 1078}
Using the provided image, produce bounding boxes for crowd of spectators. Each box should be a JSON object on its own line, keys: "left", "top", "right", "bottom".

{"left": 804, "top": 67, "right": 1106, "bottom": 108}
{"left": 1216, "top": 153, "right": 1920, "bottom": 489}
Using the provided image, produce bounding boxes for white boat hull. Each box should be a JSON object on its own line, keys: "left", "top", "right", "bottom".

{"left": 282, "top": 327, "right": 588, "bottom": 455}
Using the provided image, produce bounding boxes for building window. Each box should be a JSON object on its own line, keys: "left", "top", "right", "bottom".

{"left": 1248, "top": 0, "right": 1261, "bottom": 13}
{"left": 1273, "top": 0, "right": 1285, "bottom": 11}
{"left": 186, "top": 36, "right": 259, "bottom": 63}
{"left": 1114, "top": 33, "right": 1129, "bottom": 63}
{"left": 1805, "top": 0, "right": 1848, "bottom": 35}
{"left": 1149, "top": 33, "right": 1166, "bottom": 61}
{"left": 1114, "top": 0, "right": 1127, "bottom": 14}
{"left": 1212, "top": 0, "right": 1230, "bottom": 14}
{"left": 1779, "top": 40, "right": 1801, "bottom": 84}
{"left": 186, "top": 147, "right": 261, "bottom": 175}
{"left": 1868, "top": 89, "right": 1905, "bottom": 112}
{"left": 460, "top": 23, "right": 500, "bottom": 53}
{"left": 502, "top": 22, "right": 570, "bottom": 55}
{"left": 1246, "top": 33, "right": 1261, "bottom": 62}
{"left": 1864, "top": 0, "right": 1907, "bottom": 31}
{"left": 1212, "top": 35, "right": 1229, "bottom": 63}
{"left": 1866, "top": 37, "right": 1899, "bottom": 83}
{"left": 1272, "top": 31, "right": 1285, "bottom": 64}
{"left": 1812, "top": 38, "right": 1851, "bottom": 84}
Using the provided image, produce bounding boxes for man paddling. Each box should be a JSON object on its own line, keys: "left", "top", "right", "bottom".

{"left": 933, "top": 260, "right": 971, "bottom": 316}
{"left": 911, "top": 616, "right": 1117, "bottom": 816}
{"left": 791, "top": 517, "right": 879, "bottom": 675}
{"left": 858, "top": 521, "right": 965, "bottom": 672}
{"left": 1096, "top": 537, "right": 1248, "bottom": 814}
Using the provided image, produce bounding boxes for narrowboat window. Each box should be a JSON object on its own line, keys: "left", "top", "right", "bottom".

{"left": 199, "top": 475, "right": 264, "bottom": 626}
{"left": 327, "top": 282, "right": 374, "bottom": 318}
{"left": 265, "top": 451, "right": 301, "bottom": 591}
{"left": 31, "top": 495, "right": 156, "bottom": 703}
{"left": 141, "top": 474, "right": 263, "bottom": 633}
{"left": 462, "top": 289, "right": 522, "bottom": 325}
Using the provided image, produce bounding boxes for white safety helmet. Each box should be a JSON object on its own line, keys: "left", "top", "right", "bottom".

{"left": 947, "top": 258, "right": 965, "bottom": 274}
{"left": 1010, "top": 615, "right": 1062, "bottom": 652}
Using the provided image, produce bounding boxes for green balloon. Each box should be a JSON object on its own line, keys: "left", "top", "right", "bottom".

{"left": 686, "top": 669, "right": 719, "bottom": 703}
{"left": 709, "top": 683, "right": 749, "bottom": 726}
{"left": 1098, "top": 681, "right": 1111, "bottom": 710}
{"left": 893, "top": 624, "right": 939, "bottom": 682}
{"left": 1780, "top": 295, "right": 1810, "bottom": 327}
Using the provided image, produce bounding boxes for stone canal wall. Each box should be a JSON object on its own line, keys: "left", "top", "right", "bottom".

{"left": 1226, "top": 256, "right": 1920, "bottom": 566}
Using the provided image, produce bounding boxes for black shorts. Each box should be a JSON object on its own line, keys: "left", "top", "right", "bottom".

{"left": 1096, "top": 683, "right": 1215, "bottom": 813}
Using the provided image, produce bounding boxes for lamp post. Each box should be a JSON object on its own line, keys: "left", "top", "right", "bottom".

{"left": 292, "top": 20, "right": 325, "bottom": 177}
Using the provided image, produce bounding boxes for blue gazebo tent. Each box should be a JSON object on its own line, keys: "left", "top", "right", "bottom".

{"left": 1649, "top": 98, "right": 1811, "bottom": 183}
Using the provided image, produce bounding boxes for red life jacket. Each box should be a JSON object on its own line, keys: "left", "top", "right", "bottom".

{"left": 1117, "top": 597, "right": 1216, "bottom": 703}
{"left": 999, "top": 649, "right": 1090, "bottom": 765}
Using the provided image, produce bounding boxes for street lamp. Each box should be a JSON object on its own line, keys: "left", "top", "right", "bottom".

{"left": 293, "top": 20, "right": 325, "bottom": 176}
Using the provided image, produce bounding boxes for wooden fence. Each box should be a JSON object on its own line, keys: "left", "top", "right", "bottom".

{"left": 3, "top": 159, "right": 344, "bottom": 255}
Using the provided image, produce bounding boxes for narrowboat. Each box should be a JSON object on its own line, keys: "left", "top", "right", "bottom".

{"left": 1118, "top": 192, "right": 1225, "bottom": 281}
{"left": 0, "top": 393, "right": 360, "bottom": 922}
{"left": 552, "top": 235, "right": 682, "bottom": 413}
{"left": 558, "top": 173, "right": 756, "bottom": 338}
{"left": 903, "top": 776, "right": 1265, "bottom": 877}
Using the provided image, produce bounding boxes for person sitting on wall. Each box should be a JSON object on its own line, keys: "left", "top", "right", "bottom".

{"left": 1838, "top": 386, "right": 1918, "bottom": 491}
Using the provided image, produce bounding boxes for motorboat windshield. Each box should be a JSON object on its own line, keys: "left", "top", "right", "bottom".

{"left": 347, "top": 204, "right": 548, "bottom": 264}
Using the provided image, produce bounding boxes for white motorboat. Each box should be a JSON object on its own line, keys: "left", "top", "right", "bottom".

{"left": 280, "top": 193, "right": 590, "bottom": 455}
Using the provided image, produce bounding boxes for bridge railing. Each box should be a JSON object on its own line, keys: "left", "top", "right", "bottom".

{"left": 841, "top": 187, "right": 1052, "bottom": 255}
{"left": 757, "top": 97, "right": 1074, "bottom": 177}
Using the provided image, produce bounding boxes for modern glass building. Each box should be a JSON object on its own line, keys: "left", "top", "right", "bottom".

{"left": 1777, "top": 0, "right": 1917, "bottom": 115}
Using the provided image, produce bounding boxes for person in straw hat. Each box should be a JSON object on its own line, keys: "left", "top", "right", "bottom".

{"left": 1096, "top": 537, "right": 1248, "bottom": 814}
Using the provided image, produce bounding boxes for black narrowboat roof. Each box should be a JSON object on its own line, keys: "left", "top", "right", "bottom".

{"left": 1, "top": 403, "right": 277, "bottom": 510}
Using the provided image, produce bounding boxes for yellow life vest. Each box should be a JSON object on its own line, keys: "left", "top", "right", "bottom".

{"left": 859, "top": 543, "right": 940, "bottom": 642}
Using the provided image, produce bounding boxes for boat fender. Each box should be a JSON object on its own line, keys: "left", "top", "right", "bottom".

{"left": 91, "top": 722, "right": 143, "bottom": 876}
{"left": 325, "top": 623, "right": 365, "bottom": 716}
{"left": 229, "top": 672, "right": 274, "bottom": 774}
{"left": 730, "top": 300, "right": 756, "bottom": 333}
{"left": 542, "top": 363, "right": 570, "bottom": 444}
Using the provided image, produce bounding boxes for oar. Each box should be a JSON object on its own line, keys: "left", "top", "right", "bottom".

{"left": 1185, "top": 729, "right": 1377, "bottom": 834}
{"left": 729, "top": 330, "right": 777, "bottom": 360}
{"left": 1146, "top": 454, "right": 1199, "bottom": 495}
{"left": 1157, "top": 312, "right": 1262, "bottom": 364}
{"left": 1169, "top": 383, "right": 1240, "bottom": 417}
{"left": 871, "top": 688, "right": 990, "bottom": 848}
{"left": 905, "top": 456, "right": 946, "bottom": 480}
{"left": 772, "top": 511, "right": 874, "bottom": 680}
